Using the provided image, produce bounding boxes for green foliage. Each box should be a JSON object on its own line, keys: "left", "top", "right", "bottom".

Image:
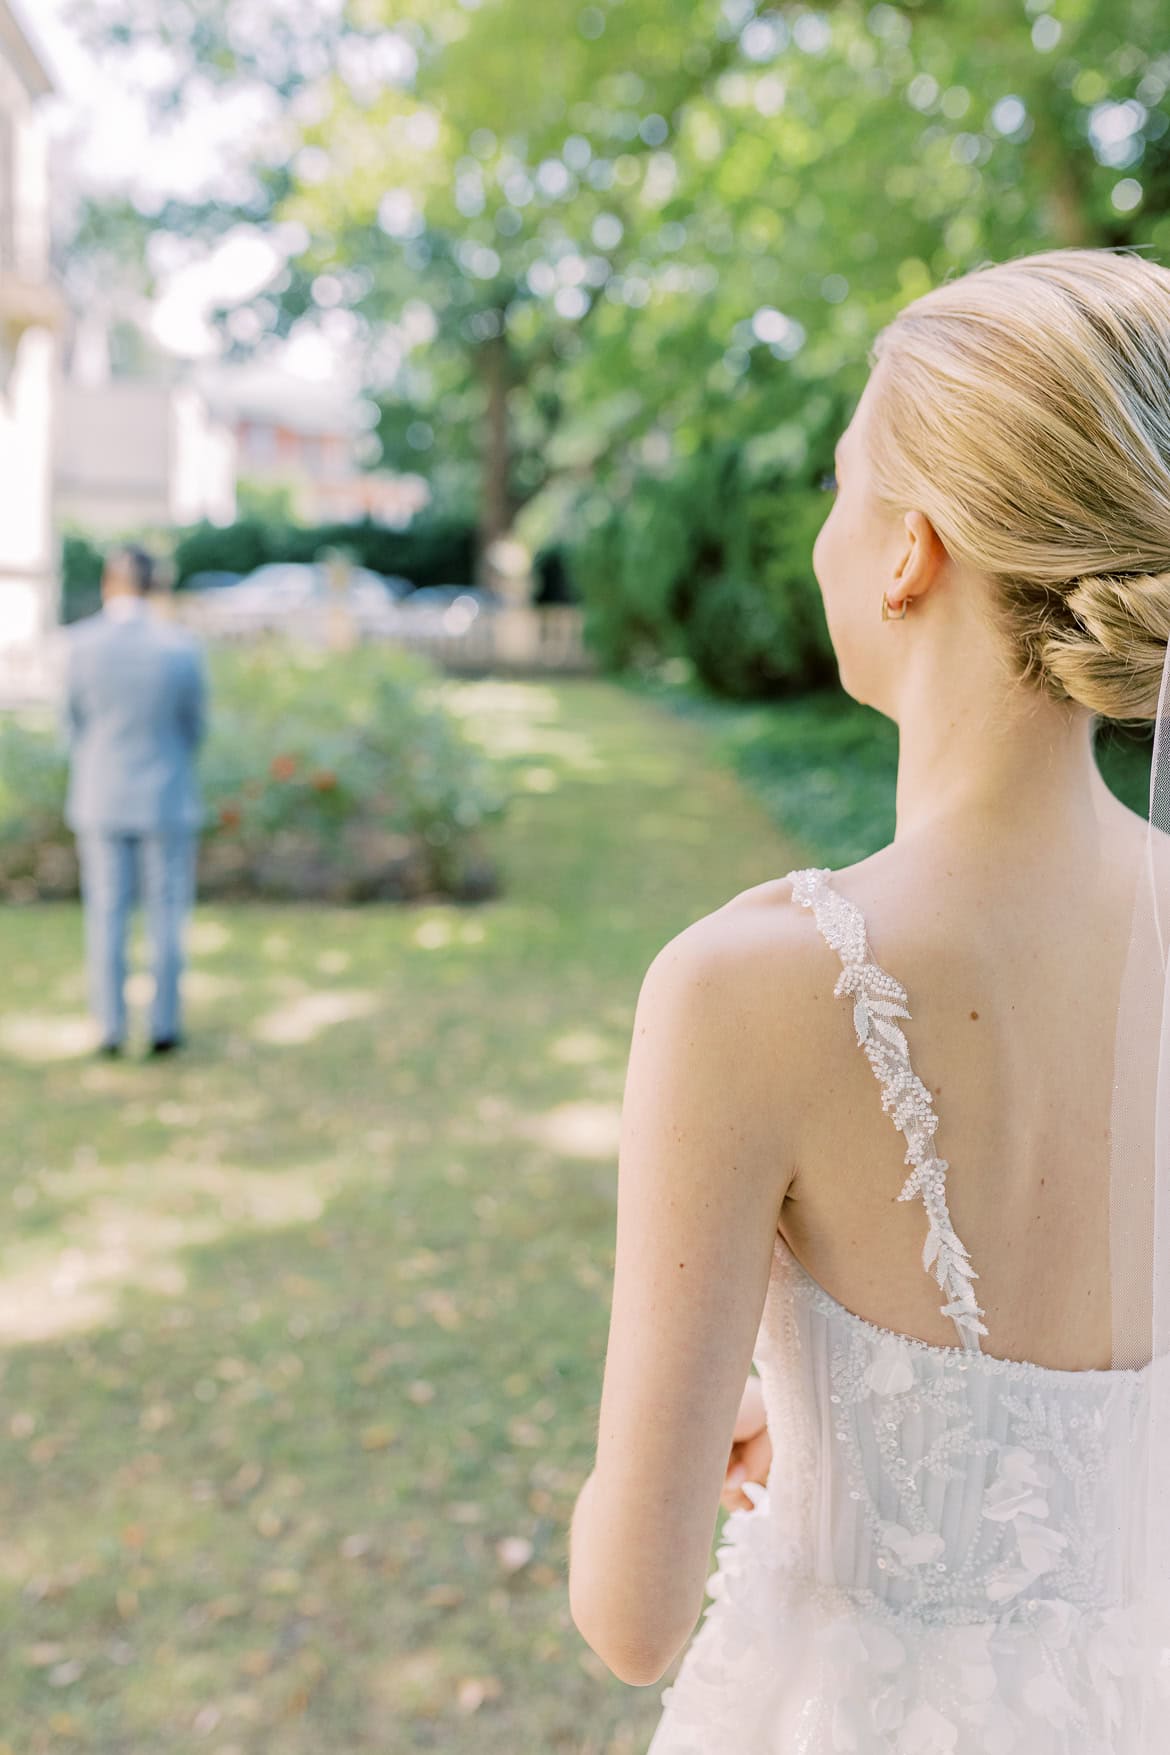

{"left": 202, "top": 644, "right": 506, "bottom": 889}
{"left": 73, "top": 0, "right": 1170, "bottom": 694}
{"left": 172, "top": 519, "right": 272, "bottom": 581}
{"left": 685, "top": 575, "right": 802, "bottom": 701}
{"left": 718, "top": 693, "right": 902, "bottom": 862}
{"left": 0, "top": 647, "right": 507, "bottom": 900}
{"left": 60, "top": 532, "right": 106, "bottom": 625}
{"left": 531, "top": 544, "right": 579, "bottom": 606}
{"left": 235, "top": 476, "right": 299, "bottom": 523}
{"left": 172, "top": 516, "right": 478, "bottom": 589}
{"left": 573, "top": 442, "right": 838, "bottom": 696}
{"left": 1095, "top": 720, "right": 1156, "bottom": 815}
{"left": 0, "top": 718, "right": 69, "bottom": 846}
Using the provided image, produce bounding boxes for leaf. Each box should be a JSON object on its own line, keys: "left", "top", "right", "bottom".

{"left": 866, "top": 999, "right": 911, "bottom": 1019}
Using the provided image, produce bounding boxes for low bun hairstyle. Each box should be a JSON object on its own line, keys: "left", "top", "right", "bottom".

{"left": 867, "top": 249, "right": 1170, "bottom": 721}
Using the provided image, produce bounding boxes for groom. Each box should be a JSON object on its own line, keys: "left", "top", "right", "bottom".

{"left": 63, "top": 546, "right": 209, "bottom": 1058}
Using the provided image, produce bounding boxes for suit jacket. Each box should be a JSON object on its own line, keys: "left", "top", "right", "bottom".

{"left": 63, "top": 605, "right": 208, "bottom": 834}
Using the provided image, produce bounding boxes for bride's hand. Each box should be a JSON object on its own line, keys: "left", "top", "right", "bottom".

{"left": 720, "top": 1374, "right": 772, "bottom": 1513}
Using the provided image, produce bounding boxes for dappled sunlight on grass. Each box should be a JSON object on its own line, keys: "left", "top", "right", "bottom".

{"left": 548, "top": 1029, "right": 615, "bottom": 1067}
{"left": 315, "top": 949, "right": 351, "bottom": 975}
{"left": 519, "top": 765, "right": 560, "bottom": 793}
{"left": 187, "top": 919, "right": 233, "bottom": 956}
{"left": 251, "top": 987, "right": 382, "bottom": 1046}
{"left": 413, "top": 913, "right": 493, "bottom": 951}
{"left": 0, "top": 1012, "right": 95, "bottom": 1061}
{"left": 126, "top": 968, "right": 243, "bottom": 1006}
{"left": 414, "top": 916, "right": 456, "bottom": 949}
{"left": 0, "top": 1157, "right": 353, "bottom": 1342}
{"left": 444, "top": 677, "right": 607, "bottom": 776}
{"left": 517, "top": 1099, "right": 623, "bottom": 1161}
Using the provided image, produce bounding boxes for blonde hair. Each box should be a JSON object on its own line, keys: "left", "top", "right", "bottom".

{"left": 868, "top": 248, "right": 1170, "bottom": 720}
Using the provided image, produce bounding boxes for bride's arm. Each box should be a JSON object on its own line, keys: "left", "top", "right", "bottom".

{"left": 568, "top": 902, "right": 798, "bottom": 1687}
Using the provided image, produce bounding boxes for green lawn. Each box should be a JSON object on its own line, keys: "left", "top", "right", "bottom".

{"left": 0, "top": 676, "right": 812, "bottom": 1755}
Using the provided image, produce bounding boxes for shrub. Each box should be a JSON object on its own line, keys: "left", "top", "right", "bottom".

{"left": 569, "top": 440, "right": 838, "bottom": 698}
{"left": 172, "top": 515, "right": 479, "bottom": 591}
{"left": 0, "top": 644, "right": 507, "bottom": 903}
{"left": 532, "top": 545, "right": 580, "bottom": 606}
{"left": 61, "top": 532, "right": 106, "bottom": 624}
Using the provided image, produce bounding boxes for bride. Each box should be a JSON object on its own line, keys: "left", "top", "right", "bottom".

{"left": 568, "top": 248, "right": 1170, "bottom": 1751}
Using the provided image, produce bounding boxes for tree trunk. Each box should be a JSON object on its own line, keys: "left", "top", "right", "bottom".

{"left": 477, "top": 326, "right": 512, "bottom": 589}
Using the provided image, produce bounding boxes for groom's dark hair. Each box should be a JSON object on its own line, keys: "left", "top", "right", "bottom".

{"left": 111, "top": 545, "right": 156, "bottom": 595}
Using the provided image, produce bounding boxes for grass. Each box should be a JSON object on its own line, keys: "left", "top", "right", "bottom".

{"left": 0, "top": 676, "right": 812, "bottom": 1755}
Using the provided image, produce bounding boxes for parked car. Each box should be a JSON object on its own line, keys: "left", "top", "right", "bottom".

{"left": 180, "top": 570, "right": 244, "bottom": 593}
{"left": 189, "top": 561, "right": 406, "bottom": 635}
{"left": 345, "top": 567, "right": 410, "bottom": 634}
{"left": 351, "top": 568, "right": 411, "bottom": 600}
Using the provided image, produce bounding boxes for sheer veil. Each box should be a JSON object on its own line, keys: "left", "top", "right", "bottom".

{"left": 1108, "top": 635, "right": 1170, "bottom": 1731}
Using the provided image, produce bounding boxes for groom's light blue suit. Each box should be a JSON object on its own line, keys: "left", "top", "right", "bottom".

{"left": 63, "top": 598, "right": 208, "bottom": 1047}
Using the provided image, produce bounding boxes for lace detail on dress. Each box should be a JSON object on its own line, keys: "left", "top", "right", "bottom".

{"left": 786, "top": 867, "right": 989, "bottom": 1349}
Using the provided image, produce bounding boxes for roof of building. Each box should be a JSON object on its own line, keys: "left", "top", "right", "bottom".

{"left": 1, "top": 0, "right": 54, "bottom": 99}
{"left": 196, "top": 362, "right": 368, "bottom": 439}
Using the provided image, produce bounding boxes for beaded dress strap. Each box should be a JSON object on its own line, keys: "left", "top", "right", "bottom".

{"left": 785, "top": 866, "right": 988, "bottom": 1352}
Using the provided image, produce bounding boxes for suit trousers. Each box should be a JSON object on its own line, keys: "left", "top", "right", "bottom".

{"left": 76, "top": 831, "right": 198, "bottom": 1046}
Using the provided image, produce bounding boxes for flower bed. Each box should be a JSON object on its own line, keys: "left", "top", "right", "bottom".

{"left": 0, "top": 642, "right": 507, "bottom": 902}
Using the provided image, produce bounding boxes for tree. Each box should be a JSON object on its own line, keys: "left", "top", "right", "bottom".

{"left": 67, "top": 0, "right": 1170, "bottom": 600}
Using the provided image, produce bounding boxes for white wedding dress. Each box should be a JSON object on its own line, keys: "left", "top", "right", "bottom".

{"left": 647, "top": 867, "right": 1170, "bottom": 1754}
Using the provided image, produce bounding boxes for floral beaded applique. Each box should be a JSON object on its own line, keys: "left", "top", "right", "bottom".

{"left": 787, "top": 867, "right": 989, "bottom": 1348}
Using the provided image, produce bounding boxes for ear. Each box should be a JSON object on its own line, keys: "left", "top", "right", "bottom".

{"left": 890, "top": 510, "right": 948, "bottom": 605}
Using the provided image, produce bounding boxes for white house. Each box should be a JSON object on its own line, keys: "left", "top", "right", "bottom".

{"left": 0, "top": 0, "right": 61, "bottom": 696}
{"left": 56, "top": 374, "right": 239, "bottom": 535}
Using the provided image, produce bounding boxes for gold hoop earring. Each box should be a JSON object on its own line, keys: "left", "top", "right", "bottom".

{"left": 881, "top": 591, "right": 908, "bottom": 621}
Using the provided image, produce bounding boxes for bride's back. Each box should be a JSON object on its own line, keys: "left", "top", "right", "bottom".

{"left": 769, "top": 807, "right": 1150, "bottom": 1374}
{"left": 644, "top": 247, "right": 1170, "bottom": 1753}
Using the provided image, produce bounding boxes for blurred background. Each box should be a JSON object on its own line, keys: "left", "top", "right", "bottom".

{"left": 0, "top": 1, "right": 1162, "bottom": 1751}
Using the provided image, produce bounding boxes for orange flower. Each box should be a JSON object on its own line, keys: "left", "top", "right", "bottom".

{"left": 310, "top": 770, "right": 338, "bottom": 792}
{"left": 270, "top": 754, "right": 298, "bottom": 781}
{"left": 219, "top": 803, "right": 241, "bottom": 829}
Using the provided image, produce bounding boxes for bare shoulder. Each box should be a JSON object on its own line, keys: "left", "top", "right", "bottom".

{"left": 639, "top": 869, "right": 842, "bottom": 1063}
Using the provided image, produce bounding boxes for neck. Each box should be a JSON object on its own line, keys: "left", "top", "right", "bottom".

{"left": 891, "top": 657, "right": 1112, "bottom": 866}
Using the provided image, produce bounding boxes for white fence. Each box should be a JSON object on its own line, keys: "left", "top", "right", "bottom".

{"left": 173, "top": 598, "right": 596, "bottom": 676}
